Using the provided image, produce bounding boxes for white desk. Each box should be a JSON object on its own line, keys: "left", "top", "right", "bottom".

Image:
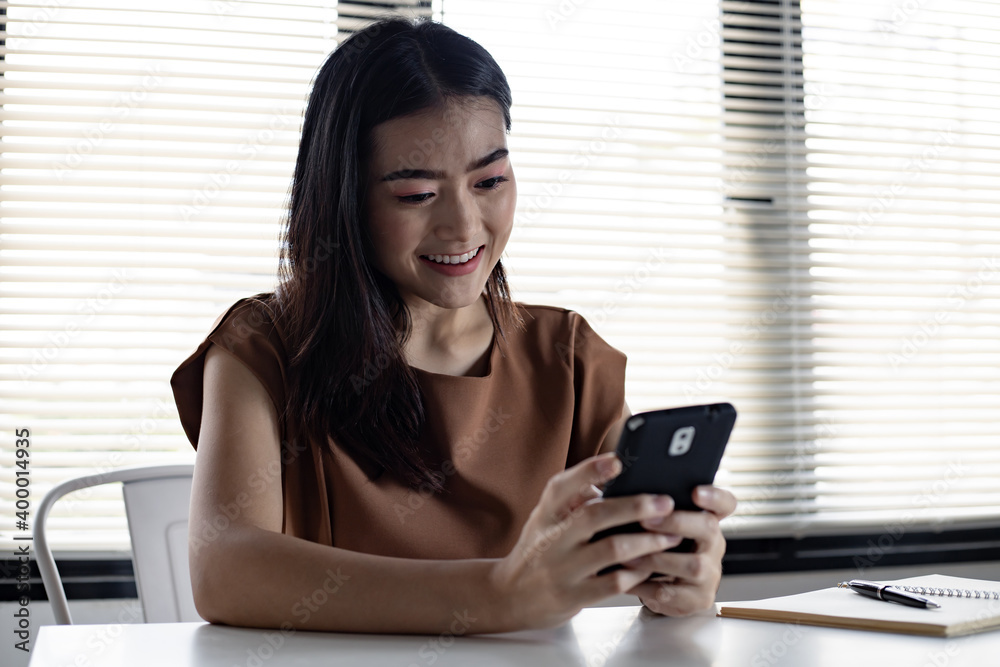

{"left": 28, "top": 604, "right": 1000, "bottom": 667}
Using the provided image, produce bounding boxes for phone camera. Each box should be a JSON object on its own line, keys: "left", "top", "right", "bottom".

{"left": 668, "top": 426, "right": 695, "bottom": 456}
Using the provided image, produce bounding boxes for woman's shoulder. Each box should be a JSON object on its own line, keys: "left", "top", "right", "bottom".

{"left": 170, "top": 291, "right": 290, "bottom": 449}
{"left": 207, "top": 291, "right": 288, "bottom": 354}
{"left": 508, "top": 302, "right": 605, "bottom": 364}
{"left": 511, "top": 301, "right": 624, "bottom": 367}
{"left": 212, "top": 290, "right": 281, "bottom": 326}
{"left": 513, "top": 301, "right": 591, "bottom": 333}
{"left": 515, "top": 302, "right": 571, "bottom": 315}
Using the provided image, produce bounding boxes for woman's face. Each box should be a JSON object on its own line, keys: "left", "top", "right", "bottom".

{"left": 365, "top": 96, "right": 516, "bottom": 312}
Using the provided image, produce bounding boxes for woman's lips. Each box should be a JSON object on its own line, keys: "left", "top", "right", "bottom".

{"left": 418, "top": 245, "right": 485, "bottom": 277}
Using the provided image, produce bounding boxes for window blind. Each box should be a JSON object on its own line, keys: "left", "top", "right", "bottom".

{"left": 2, "top": 0, "right": 998, "bottom": 553}
{"left": 447, "top": 0, "right": 1000, "bottom": 538}
{"left": 0, "top": 0, "right": 434, "bottom": 552}
{"left": 760, "top": 0, "right": 1000, "bottom": 537}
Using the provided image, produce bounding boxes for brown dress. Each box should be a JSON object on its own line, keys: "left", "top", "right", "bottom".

{"left": 170, "top": 292, "right": 627, "bottom": 560}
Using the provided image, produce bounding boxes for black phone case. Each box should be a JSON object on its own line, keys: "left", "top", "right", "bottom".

{"left": 589, "top": 402, "right": 736, "bottom": 576}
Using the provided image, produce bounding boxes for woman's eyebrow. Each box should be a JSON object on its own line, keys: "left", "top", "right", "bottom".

{"left": 380, "top": 147, "right": 508, "bottom": 182}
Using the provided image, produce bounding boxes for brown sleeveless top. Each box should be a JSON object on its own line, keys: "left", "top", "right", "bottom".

{"left": 170, "top": 293, "right": 627, "bottom": 559}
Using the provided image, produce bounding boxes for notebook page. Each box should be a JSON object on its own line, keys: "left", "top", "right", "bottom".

{"left": 719, "top": 574, "right": 1000, "bottom": 637}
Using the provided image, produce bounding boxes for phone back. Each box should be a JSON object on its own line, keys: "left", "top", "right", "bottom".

{"left": 602, "top": 402, "right": 736, "bottom": 511}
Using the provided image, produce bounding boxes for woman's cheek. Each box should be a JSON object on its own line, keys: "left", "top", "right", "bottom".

{"left": 500, "top": 185, "right": 517, "bottom": 233}
{"left": 505, "top": 178, "right": 517, "bottom": 221}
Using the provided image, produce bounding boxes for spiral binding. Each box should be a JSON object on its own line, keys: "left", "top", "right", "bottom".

{"left": 893, "top": 585, "right": 1000, "bottom": 601}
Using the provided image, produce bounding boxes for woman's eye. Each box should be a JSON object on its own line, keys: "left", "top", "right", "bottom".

{"left": 478, "top": 175, "right": 509, "bottom": 190}
{"left": 396, "top": 176, "right": 508, "bottom": 204}
{"left": 399, "top": 192, "right": 433, "bottom": 203}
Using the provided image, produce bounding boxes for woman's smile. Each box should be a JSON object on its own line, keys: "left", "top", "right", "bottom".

{"left": 418, "top": 244, "right": 486, "bottom": 276}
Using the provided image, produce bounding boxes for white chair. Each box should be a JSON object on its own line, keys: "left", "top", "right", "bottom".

{"left": 34, "top": 464, "right": 201, "bottom": 625}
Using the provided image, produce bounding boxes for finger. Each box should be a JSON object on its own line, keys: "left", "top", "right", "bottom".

{"left": 639, "top": 508, "right": 719, "bottom": 544}
{"left": 691, "top": 485, "right": 737, "bottom": 518}
{"left": 631, "top": 549, "right": 720, "bottom": 585}
{"left": 629, "top": 580, "right": 715, "bottom": 616}
{"left": 571, "top": 531, "right": 677, "bottom": 579}
{"left": 578, "top": 567, "right": 660, "bottom": 607}
{"left": 570, "top": 484, "right": 604, "bottom": 510}
{"left": 561, "top": 492, "right": 676, "bottom": 545}
{"left": 544, "top": 453, "right": 622, "bottom": 521}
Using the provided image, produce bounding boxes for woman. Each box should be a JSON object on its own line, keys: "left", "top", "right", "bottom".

{"left": 170, "top": 15, "right": 736, "bottom": 634}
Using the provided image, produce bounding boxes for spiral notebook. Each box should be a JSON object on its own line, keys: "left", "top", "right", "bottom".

{"left": 718, "top": 574, "right": 1000, "bottom": 637}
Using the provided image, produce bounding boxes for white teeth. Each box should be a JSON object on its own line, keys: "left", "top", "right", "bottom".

{"left": 424, "top": 246, "right": 480, "bottom": 265}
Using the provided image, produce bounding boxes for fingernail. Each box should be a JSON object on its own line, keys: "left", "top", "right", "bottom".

{"left": 654, "top": 495, "right": 673, "bottom": 511}
{"left": 600, "top": 456, "right": 622, "bottom": 478}
{"left": 697, "top": 487, "right": 714, "bottom": 501}
{"left": 644, "top": 516, "right": 665, "bottom": 527}
{"left": 661, "top": 534, "right": 682, "bottom": 548}
{"left": 623, "top": 557, "right": 644, "bottom": 568}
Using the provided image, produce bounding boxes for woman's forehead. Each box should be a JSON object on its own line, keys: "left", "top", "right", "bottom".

{"left": 368, "top": 98, "right": 507, "bottom": 175}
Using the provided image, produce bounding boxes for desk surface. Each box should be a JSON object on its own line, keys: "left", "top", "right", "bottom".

{"left": 28, "top": 604, "right": 1000, "bottom": 667}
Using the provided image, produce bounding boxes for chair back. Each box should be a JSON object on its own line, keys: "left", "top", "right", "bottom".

{"left": 34, "top": 465, "right": 200, "bottom": 624}
{"left": 123, "top": 472, "right": 199, "bottom": 623}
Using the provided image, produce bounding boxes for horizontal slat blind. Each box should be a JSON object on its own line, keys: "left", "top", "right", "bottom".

{"left": 449, "top": 0, "right": 1000, "bottom": 538}
{"left": 755, "top": 0, "right": 1000, "bottom": 537}
{"left": 2, "top": 0, "right": 998, "bottom": 553}
{"left": 0, "top": 0, "right": 434, "bottom": 552}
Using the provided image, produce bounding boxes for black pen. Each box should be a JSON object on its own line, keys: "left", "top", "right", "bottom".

{"left": 838, "top": 580, "right": 941, "bottom": 609}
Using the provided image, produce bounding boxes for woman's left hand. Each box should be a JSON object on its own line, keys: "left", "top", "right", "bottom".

{"left": 622, "top": 485, "right": 737, "bottom": 615}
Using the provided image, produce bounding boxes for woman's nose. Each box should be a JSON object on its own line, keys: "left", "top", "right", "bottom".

{"left": 437, "top": 188, "right": 481, "bottom": 242}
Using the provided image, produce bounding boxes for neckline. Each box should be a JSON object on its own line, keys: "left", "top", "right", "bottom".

{"left": 410, "top": 332, "right": 498, "bottom": 380}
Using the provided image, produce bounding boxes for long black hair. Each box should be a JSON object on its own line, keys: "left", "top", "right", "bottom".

{"left": 275, "top": 16, "right": 523, "bottom": 494}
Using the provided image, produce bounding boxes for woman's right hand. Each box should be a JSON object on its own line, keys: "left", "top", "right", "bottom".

{"left": 488, "top": 452, "right": 680, "bottom": 631}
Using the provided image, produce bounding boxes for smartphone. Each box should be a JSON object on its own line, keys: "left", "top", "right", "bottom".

{"left": 589, "top": 402, "right": 737, "bottom": 576}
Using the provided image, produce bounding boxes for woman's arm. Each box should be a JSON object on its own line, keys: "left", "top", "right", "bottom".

{"left": 192, "top": 345, "right": 679, "bottom": 634}
{"left": 190, "top": 344, "right": 506, "bottom": 634}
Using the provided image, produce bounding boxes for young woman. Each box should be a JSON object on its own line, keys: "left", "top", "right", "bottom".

{"left": 170, "top": 16, "right": 736, "bottom": 635}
